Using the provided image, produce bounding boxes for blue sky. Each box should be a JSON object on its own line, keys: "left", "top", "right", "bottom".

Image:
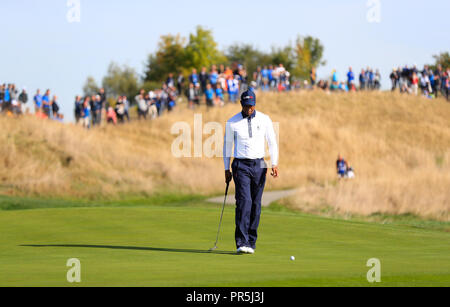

{"left": 1, "top": 0, "right": 449, "bottom": 120}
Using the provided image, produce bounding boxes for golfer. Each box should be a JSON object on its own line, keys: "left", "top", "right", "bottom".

{"left": 223, "top": 89, "right": 279, "bottom": 254}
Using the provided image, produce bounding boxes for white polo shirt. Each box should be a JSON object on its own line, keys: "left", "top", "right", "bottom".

{"left": 223, "top": 111, "right": 279, "bottom": 171}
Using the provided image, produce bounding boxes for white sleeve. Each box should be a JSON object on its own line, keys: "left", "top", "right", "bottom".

{"left": 265, "top": 116, "right": 279, "bottom": 167}
{"left": 223, "top": 121, "right": 234, "bottom": 171}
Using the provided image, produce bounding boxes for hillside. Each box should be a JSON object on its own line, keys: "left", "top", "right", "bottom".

{"left": 1, "top": 91, "right": 449, "bottom": 220}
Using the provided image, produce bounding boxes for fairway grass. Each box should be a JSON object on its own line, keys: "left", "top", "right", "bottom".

{"left": 0, "top": 204, "right": 449, "bottom": 287}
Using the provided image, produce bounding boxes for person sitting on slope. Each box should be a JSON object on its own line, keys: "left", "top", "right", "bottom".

{"left": 336, "top": 155, "right": 349, "bottom": 179}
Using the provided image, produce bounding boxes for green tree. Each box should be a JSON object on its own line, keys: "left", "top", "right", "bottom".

{"left": 225, "top": 44, "right": 270, "bottom": 80}
{"left": 270, "top": 45, "right": 295, "bottom": 71}
{"left": 102, "top": 62, "right": 141, "bottom": 102}
{"left": 431, "top": 52, "right": 450, "bottom": 70}
{"left": 144, "top": 34, "right": 187, "bottom": 82}
{"left": 185, "top": 26, "right": 227, "bottom": 70}
{"left": 82, "top": 76, "right": 100, "bottom": 97}
{"left": 292, "top": 35, "right": 326, "bottom": 79}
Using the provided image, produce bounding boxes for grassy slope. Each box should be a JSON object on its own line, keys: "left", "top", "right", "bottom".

{"left": 1, "top": 91, "right": 449, "bottom": 220}
{"left": 0, "top": 203, "right": 449, "bottom": 287}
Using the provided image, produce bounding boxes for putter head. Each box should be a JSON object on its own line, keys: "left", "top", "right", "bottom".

{"left": 209, "top": 246, "right": 218, "bottom": 252}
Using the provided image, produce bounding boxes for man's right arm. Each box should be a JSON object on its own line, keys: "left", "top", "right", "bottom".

{"left": 223, "top": 121, "right": 234, "bottom": 183}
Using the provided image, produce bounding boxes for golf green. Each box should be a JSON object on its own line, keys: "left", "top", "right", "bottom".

{"left": 0, "top": 205, "right": 449, "bottom": 286}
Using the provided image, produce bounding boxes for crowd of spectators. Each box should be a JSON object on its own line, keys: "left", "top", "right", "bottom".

{"left": 73, "top": 86, "right": 178, "bottom": 129}
{"left": 389, "top": 64, "right": 449, "bottom": 99}
{"left": 0, "top": 84, "right": 64, "bottom": 121}
{"left": 2, "top": 63, "right": 448, "bottom": 127}
{"left": 312, "top": 67, "right": 382, "bottom": 92}
{"left": 73, "top": 64, "right": 252, "bottom": 128}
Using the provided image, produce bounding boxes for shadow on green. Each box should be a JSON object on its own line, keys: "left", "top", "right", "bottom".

{"left": 20, "top": 244, "right": 239, "bottom": 256}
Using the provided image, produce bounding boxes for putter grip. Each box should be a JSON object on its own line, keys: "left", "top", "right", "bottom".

{"left": 225, "top": 183, "right": 229, "bottom": 196}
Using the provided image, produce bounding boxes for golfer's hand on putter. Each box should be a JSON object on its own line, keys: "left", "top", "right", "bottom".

{"left": 271, "top": 166, "right": 279, "bottom": 178}
{"left": 225, "top": 170, "right": 233, "bottom": 184}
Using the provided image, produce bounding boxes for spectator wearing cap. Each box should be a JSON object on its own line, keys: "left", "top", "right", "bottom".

{"left": 223, "top": 89, "right": 279, "bottom": 255}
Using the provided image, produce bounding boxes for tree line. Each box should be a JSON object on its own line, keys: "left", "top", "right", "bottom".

{"left": 83, "top": 26, "right": 326, "bottom": 101}
{"left": 83, "top": 25, "right": 449, "bottom": 102}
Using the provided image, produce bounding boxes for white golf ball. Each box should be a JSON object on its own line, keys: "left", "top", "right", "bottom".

{"left": 290, "top": 256, "right": 295, "bottom": 261}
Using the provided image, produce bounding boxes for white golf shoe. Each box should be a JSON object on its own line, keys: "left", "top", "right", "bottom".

{"left": 237, "top": 247, "right": 255, "bottom": 254}
{"left": 237, "top": 247, "right": 249, "bottom": 254}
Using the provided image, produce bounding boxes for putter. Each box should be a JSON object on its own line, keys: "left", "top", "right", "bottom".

{"left": 209, "top": 182, "right": 230, "bottom": 252}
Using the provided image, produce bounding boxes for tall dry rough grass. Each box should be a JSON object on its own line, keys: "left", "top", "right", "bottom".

{"left": 0, "top": 91, "right": 449, "bottom": 219}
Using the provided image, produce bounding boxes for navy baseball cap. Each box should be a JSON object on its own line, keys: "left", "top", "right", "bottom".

{"left": 240, "top": 89, "right": 256, "bottom": 106}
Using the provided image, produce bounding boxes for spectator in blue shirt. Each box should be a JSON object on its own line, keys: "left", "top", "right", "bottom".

{"left": 347, "top": 67, "right": 355, "bottom": 90}
{"left": 209, "top": 68, "right": 219, "bottom": 89}
{"left": 368, "top": 69, "right": 375, "bottom": 90}
{"left": 336, "top": 155, "right": 349, "bottom": 179}
{"left": 189, "top": 69, "right": 199, "bottom": 87}
{"left": 215, "top": 84, "right": 224, "bottom": 107}
{"left": 82, "top": 97, "right": 91, "bottom": 129}
{"left": 205, "top": 84, "right": 214, "bottom": 108}
{"left": 227, "top": 76, "right": 239, "bottom": 103}
{"left": 34, "top": 89, "right": 42, "bottom": 113}
{"left": 4, "top": 85, "right": 11, "bottom": 103}
{"left": 332, "top": 69, "right": 338, "bottom": 82}
{"left": 42, "top": 89, "right": 51, "bottom": 117}
{"left": 2, "top": 84, "right": 11, "bottom": 112}
{"left": 268, "top": 65, "right": 274, "bottom": 88}
{"left": 261, "top": 66, "right": 269, "bottom": 82}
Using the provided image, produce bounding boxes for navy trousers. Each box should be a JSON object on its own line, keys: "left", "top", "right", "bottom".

{"left": 232, "top": 158, "right": 268, "bottom": 249}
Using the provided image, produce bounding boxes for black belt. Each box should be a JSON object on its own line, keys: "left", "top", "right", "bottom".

{"left": 234, "top": 158, "right": 264, "bottom": 162}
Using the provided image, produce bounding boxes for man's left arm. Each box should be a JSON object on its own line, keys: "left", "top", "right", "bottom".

{"left": 265, "top": 116, "right": 279, "bottom": 178}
